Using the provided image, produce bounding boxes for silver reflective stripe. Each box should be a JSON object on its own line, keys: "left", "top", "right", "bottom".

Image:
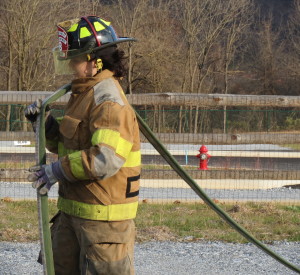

{"left": 44, "top": 164, "right": 58, "bottom": 184}
{"left": 94, "top": 78, "right": 125, "bottom": 106}
{"left": 93, "top": 146, "right": 125, "bottom": 179}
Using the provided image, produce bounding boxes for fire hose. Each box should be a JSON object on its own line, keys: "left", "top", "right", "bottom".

{"left": 35, "top": 83, "right": 71, "bottom": 275}
{"left": 35, "top": 84, "right": 300, "bottom": 274}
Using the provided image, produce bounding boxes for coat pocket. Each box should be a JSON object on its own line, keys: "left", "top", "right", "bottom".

{"left": 59, "top": 115, "right": 82, "bottom": 149}
{"left": 80, "top": 219, "right": 134, "bottom": 245}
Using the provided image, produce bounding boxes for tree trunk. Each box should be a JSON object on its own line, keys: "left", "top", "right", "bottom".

{"left": 223, "top": 105, "right": 227, "bottom": 134}
{"left": 6, "top": 105, "right": 11, "bottom": 132}
{"left": 158, "top": 105, "right": 161, "bottom": 133}
{"left": 189, "top": 106, "right": 193, "bottom": 133}
{"left": 194, "top": 106, "right": 199, "bottom": 134}
{"left": 179, "top": 105, "right": 183, "bottom": 133}
{"left": 128, "top": 45, "right": 133, "bottom": 94}
{"left": 22, "top": 106, "right": 27, "bottom": 131}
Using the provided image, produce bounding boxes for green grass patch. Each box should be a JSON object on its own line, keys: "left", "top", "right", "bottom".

{"left": 282, "top": 144, "right": 300, "bottom": 150}
{"left": 0, "top": 200, "right": 57, "bottom": 242}
{"left": 0, "top": 162, "right": 35, "bottom": 169}
{"left": 0, "top": 200, "right": 299, "bottom": 243}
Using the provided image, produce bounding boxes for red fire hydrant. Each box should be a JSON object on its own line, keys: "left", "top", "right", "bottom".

{"left": 196, "top": 145, "right": 211, "bottom": 170}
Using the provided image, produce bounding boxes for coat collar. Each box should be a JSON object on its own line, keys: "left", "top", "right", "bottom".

{"left": 71, "top": 70, "right": 114, "bottom": 94}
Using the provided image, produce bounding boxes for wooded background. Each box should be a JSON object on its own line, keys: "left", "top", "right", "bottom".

{"left": 0, "top": 0, "right": 299, "bottom": 134}
{"left": 0, "top": 0, "right": 299, "bottom": 95}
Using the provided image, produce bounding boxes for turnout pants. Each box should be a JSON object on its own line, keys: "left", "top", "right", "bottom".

{"left": 45, "top": 211, "right": 135, "bottom": 275}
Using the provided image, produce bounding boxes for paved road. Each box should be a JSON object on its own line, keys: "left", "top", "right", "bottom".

{"left": 1, "top": 182, "right": 299, "bottom": 203}
{"left": 2, "top": 152, "right": 300, "bottom": 171}
{"left": 1, "top": 142, "right": 300, "bottom": 171}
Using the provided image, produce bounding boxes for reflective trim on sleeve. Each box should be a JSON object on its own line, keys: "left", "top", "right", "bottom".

{"left": 58, "top": 142, "right": 77, "bottom": 158}
{"left": 123, "top": 150, "right": 141, "bottom": 167}
{"left": 91, "top": 129, "right": 133, "bottom": 159}
{"left": 68, "top": 150, "right": 89, "bottom": 180}
{"left": 57, "top": 196, "right": 138, "bottom": 221}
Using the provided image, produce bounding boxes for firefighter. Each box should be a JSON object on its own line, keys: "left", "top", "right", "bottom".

{"left": 25, "top": 16, "right": 140, "bottom": 275}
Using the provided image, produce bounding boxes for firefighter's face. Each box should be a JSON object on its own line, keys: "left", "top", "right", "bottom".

{"left": 69, "top": 57, "right": 97, "bottom": 78}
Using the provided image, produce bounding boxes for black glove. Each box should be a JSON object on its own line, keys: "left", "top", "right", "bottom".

{"left": 24, "top": 99, "right": 50, "bottom": 123}
{"left": 24, "top": 99, "right": 42, "bottom": 122}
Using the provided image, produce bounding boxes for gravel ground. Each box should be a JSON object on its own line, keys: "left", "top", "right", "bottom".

{"left": 0, "top": 241, "right": 299, "bottom": 275}
{"left": 1, "top": 182, "right": 299, "bottom": 203}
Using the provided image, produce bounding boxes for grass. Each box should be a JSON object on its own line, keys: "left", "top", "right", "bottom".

{"left": 0, "top": 200, "right": 299, "bottom": 243}
{"left": 0, "top": 199, "right": 58, "bottom": 242}
{"left": 282, "top": 144, "right": 300, "bottom": 150}
{"left": 0, "top": 162, "right": 35, "bottom": 169}
{"left": 136, "top": 202, "right": 300, "bottom": 243}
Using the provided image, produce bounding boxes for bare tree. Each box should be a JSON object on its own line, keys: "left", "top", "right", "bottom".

{"left": 220, "top": 0, "right": 254, "bottom": 133}
{"left": 285, "top": 0, "right": 300, "bottom": 89}
{"left": 176, "top": 0, "right": 254, "bottom": 133}
{"left": 0, "top": 0, "right": 72, "bottom": 91}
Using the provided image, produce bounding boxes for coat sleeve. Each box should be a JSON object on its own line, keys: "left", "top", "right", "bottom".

{"left": 59, "top": 101, "right": 136, "bottom": 182}
{"left": 45, "top": 115, "right": 61, "bottom": 154}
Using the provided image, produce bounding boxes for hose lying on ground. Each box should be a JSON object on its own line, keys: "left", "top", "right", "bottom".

{"left": 136, "top": 111, "right": 300, "bottom": 274}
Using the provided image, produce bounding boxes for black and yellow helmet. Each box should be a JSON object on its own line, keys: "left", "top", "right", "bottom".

{"left": 53, "top": 16, "right": 136, "bottom": 74}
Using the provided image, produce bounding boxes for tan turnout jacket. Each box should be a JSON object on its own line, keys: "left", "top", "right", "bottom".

{"left": 46, "top": 70, "right": 141, "bottom": 221}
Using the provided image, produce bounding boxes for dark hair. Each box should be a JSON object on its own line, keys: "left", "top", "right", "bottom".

{"left": 95, "top": 46, "right": 128, "bottom": 78}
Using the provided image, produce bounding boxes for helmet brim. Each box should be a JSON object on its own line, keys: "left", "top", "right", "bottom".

{"left": 56, "top": 37, "right": 137, "bottom": 61}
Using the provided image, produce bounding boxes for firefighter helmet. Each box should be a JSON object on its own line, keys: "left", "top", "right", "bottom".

{"left": 53, "top": 16, "right": 136, "bottom": 74}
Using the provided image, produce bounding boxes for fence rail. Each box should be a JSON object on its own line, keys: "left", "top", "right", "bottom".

{"left": 0, "top": 91, "right": 299, "bottom": 204}
{"left": 2, "top": 131, "right": 300, "bottom": 145}
{"left": 2, "top": 91, "right": 300, "bottom": 107}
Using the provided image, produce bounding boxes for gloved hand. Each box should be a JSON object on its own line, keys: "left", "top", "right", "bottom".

{"left": 24, "top": 99, "right": 42, "bottom": 122}
{"left": 28, "top": 162, "right": 66, "bottom": 195}
{"left": 24, "top": 99, "right": 50, "bottom": 123}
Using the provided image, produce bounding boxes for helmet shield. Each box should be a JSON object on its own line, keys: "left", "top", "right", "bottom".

{"left": 52, "top": 47, "right": 75, "bottom": 75}
{"left": 52, "top": 47, "right": 89, "bottom": 75}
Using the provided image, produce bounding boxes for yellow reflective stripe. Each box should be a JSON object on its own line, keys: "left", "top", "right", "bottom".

{"left": 100, "top": 18, "right": 111, "bottom": 26}
{"left": 123, "top": 151, "right": 141, "bottom": 167}
{"left": 68, "top": 151, "right": 88, "bottom": 180}
{"left": 91, "top": 129, "right": 133, "bottom": 159}
{"left": 80, "top": 26, "right": 91, "bottom": 38}
{"left": 58, "top": 142, "right": 77, "bottom": 158}
{"left": 117, "top": 138, "right": 133, "bottom": 159}
{"left": 56, "top": 116, "right": 64, "bottom": 123}
{"left": 58, "top": 196, "right": 138, "bottom": 221}
{"left": 94, "top": 21, "right": 106, "bottom": 31}
{"left": 68, "top": 23, "right": 78, "bottom": 32}
{"left": 92, "top": 129, "right": 119, "bottom": 146}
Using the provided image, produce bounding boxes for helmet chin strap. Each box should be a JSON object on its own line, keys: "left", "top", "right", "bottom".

{"left": 87, "top": 53, "right": 103, "bottom": 72}
{"left": 96, "top": 58, "right": 103, "bottom": 71}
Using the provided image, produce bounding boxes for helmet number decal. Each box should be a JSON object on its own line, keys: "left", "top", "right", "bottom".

{"left": 57, "top": 26, "right": 68, "bottom": 58}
